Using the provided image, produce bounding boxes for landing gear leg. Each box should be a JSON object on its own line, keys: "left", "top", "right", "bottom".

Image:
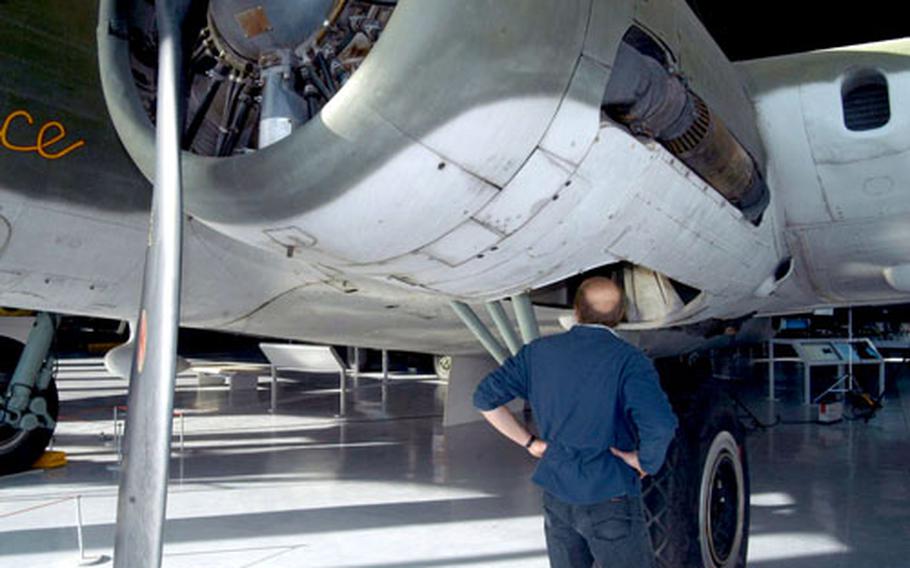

{"left": 0, "top": 313, "right": 60, "bottom": 475}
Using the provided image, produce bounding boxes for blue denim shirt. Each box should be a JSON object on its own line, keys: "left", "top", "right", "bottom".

{"left": 473, "top": 325, "right": 678, "bottom": 505}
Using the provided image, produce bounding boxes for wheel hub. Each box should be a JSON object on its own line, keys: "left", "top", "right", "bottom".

{"left": 699, "top": 430, "right": 746, "bottom": 568}
{"left": 707, "top": 454, "right": 739, "bottom": 564}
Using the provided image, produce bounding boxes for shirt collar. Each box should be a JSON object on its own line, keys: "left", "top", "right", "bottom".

{"left": 574, "top": 323, "right": 618, "bottom": 336}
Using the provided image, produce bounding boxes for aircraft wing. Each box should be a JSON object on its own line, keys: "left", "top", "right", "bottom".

{"left": 2, "top": 0, "right": 909, "bottom": 357}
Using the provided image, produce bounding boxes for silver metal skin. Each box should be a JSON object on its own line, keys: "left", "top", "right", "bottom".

{"left": 112, "top": 2, "right": 190, "bottom": 566}
{"left": 485, "top": 301, "right": 522, "bottom": 356}
{"left": 1, "top": 312, "right": 58, "bottom": 430}
{"left": 511, "top": 294, "right": 540, "bottom": 345}
{"left": 449, "top": 301, "right": 509, "bottom": 364}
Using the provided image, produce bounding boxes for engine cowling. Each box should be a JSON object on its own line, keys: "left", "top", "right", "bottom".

{"left": 98, "top": 0, "right": 783, "bottom": 326}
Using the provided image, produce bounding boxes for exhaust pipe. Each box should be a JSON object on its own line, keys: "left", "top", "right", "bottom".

{"left": 603, "top": 38, "right": 769, "bottom": 224}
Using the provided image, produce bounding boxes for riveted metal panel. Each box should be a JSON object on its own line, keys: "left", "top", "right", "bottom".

{"left": 422, "top": 221, "right": 503, "bottom": 267}
{"left": 473, "top": 150, "right": 573, "bottom": 236}
{"left": 539, "top": 56, "right": 612, "bottom": 166}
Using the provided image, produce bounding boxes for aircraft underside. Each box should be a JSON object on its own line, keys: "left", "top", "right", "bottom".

{"left": 0, "top": 0, "right": 907, "bottom": 358}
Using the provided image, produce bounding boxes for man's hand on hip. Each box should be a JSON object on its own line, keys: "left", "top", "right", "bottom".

{"left": 528, "top": 439, "right": 548, "bottom": 459}
{"left": 610, "top": 447, "right": 647, "bottom": 479}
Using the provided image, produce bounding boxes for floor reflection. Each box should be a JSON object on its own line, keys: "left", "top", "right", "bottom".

{"left": 0, "top": 359, "right": 908, "bottom": 567}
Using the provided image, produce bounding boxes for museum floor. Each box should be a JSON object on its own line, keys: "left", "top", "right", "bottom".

{"left": 1, "top": 359, "right": 908, "bottom": 567}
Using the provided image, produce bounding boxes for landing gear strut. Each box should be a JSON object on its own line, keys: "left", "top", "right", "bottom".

{"left": 0, "top": 312, "right": 60, "bottom": 476}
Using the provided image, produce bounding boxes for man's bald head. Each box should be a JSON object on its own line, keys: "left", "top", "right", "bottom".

{"left": 573, "top": 277, "right": 624, "bottom": 327}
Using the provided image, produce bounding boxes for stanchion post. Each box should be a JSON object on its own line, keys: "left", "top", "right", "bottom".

{"left": 75, "top": 495, "right": 85, "bottom": 560}
{"left": 113, "top": 406, "right": 125, "bottom": 464}
{"left": 767, "top": 341, "right": 775, "bottom": 401}
{"left": 270, "top": 365, "right": 278, "bottom": 413}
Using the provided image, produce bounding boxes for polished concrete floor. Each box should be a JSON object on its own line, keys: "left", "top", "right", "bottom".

{"left": 0, "top": 359, "right": 909, "bottom": 567}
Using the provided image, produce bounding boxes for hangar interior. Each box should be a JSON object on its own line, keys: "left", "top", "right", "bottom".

{"left": 2, "top": 1, "right": 910, "bottom": 567}
{"left": 1, "top": 307, "right": 909, "bottom": 567}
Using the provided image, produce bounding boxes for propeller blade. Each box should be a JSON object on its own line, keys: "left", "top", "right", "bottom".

{"left": 113, "top": 2, "right": 191, "bottom": 567}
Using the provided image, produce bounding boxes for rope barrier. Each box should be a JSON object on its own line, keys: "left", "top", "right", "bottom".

{"left": 0, "top": 495, "right": 73, "bottom": 519}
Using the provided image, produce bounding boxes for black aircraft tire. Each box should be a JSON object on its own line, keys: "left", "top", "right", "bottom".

{"left": 643, "top": 382, "right": 750, "bottom": 568}
{"left": 0, "top": 336, "right": 60, "bottom": 476}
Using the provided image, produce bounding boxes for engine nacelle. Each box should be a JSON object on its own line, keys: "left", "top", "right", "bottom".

{"left": 98, "top": 0, "right": 784, "bottom": 327}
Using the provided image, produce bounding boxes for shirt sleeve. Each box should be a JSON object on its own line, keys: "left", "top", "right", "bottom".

{"left": 621, "top": 354, "right": 678, "bottom": 475}
{"left": 472, "top": 346, "right": 530, "bottom": 411}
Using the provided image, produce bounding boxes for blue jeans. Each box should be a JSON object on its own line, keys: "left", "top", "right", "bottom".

{"left": 542, "top": 492, "right": 656, "bottom": 568}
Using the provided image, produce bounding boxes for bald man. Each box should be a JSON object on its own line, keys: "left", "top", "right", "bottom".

{"left": 473, "top": 277, "right": 678, "bottom": 568}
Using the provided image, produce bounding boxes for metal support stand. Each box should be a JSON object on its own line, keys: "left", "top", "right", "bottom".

{"left": 767, "top": 341, "right": 776, "bottom": 401}
{"left": 509, "top": 293, "right": 540, "bottom": 420}
{"left": 381, "top": 349, "right": 389, "bottom": 388}
{"left": 485, "top": 301, "right": 522, "bottom": 355}
{"left": 352, "top": 347, "right": 361, "bottom": 387}
{"left": 270, "top": 365, "right": 278, "bottom": 413}
{"left": 75, "top": 495, "right": 86, "bottom": 558}
{"left": 762, "top": 334, "right": 885, "bottom": 405}
{"left": 338, "top": 368, "right": 347, "bottom": 417}
{"left": 450, "top": 293, "right": 542, "bottom": 363}
{"left": 113, "top": 406, "right": 121, "bottom": 462}
{"left": 381, "top": 349, "right": 389, "bottom": 412}
{"left": 813, "top": 307, "right": 856, "bottom": 404}
{"left": 879, "top": 362, "right": 885, "bottom": 402}
{"left": 74, "top": 495, "right": 109, "bottom": 565}
{"left": 847, "top": 307, "right": 855, "bottom": 393}
{"left": 451, "top": 294, "right": 541, "bottom": 423}
{"left": 75, "top": 495, "right": 109, "bottom": 566}
{"left": 511, "top": 293, "right": 540, "bottom": 344}
{"left": 175, "top": 411, "right": 185, "bottom": 455}
{"left": 450, "top": 301, "right": 509, "bottom": 363}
